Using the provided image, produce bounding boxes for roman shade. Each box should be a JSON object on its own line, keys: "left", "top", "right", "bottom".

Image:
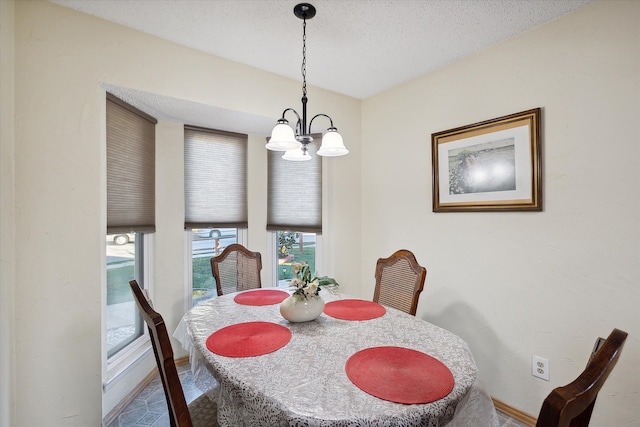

{"left": 184, "top": 126, "right": 248, "bottom": 229}
{"left": 267, "top": 137, "right": 322, "bottom": 233}
{"left": 106, "top": 93, "right": 157, "bottom": 233}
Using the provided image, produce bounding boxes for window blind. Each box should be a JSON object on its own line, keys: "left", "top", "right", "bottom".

{"left": 267, "top": 138, "right": 322, "bottom": 233}
{"left": 106, "top": 93, "right": 157, "bottom": 233}
{"left": 184, "top": 126, "right": 248, "bottom": 229}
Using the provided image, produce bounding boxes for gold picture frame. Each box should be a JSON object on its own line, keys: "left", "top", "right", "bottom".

{"left": 432, "top": 108, "right": 542, "bottom": 212}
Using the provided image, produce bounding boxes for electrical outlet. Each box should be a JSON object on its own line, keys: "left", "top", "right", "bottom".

{"left": 532, "top": 355, "right": 549, "bottom": 381}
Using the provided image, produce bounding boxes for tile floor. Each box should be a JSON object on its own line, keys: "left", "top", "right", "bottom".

{"left": 106, "top": 364, "right": 531, "bottom": 427}
{"left": 106, "top": 364, "right": 201, "bottom": 427}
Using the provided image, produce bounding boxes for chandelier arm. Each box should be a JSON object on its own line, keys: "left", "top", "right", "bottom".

{"left": 308, "top": 113, "right": 335, "bottom": 134}
{"left": 280, "top": 107, "right": 301, "bottom": 122}
{"left": 280, "top": 108, "right": 303, "bottom": 136}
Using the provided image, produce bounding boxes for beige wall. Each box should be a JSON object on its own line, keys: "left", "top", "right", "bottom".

{"left": 1, "top": 0, "right": 16, "bottom": 425}
{"left": 361, "top": 1, "right": 639, "bottom": 424}
{"left": 3, "top": 0, "right": 638, "bottom": 425}
{"left": 7, "top": 1, "right": 361, "bottom": 424}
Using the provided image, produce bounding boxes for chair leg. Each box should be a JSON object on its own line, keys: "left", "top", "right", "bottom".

{"left": 569, "top": 401, "right": 595, "bottom": 427}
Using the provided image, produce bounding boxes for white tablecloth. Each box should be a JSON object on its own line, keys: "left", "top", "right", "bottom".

{"left": 174, "top": 290, "right": 499, "bottom": 426}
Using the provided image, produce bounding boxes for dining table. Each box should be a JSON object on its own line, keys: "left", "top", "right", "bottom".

{"left": 174, "top": 288, "right": 499, "bottom": 427}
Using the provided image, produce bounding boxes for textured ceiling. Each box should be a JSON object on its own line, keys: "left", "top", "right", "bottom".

{"left": 50, "top": 0, "right": 593, "bottom": 133}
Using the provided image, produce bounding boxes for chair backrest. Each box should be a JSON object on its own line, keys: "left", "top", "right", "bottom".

{"left": 210, "top": 243, "right": 262, "bottom": 296}
{"left": 373, "top": 249, "right": 427, "bottom": 316}
{"left": 129, "top": 280, "right": 193, "bottom": 427}
{"left": 535, "top": 328, "right": 628, "bottom": 427}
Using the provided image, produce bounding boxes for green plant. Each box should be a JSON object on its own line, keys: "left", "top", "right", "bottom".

{"left": 192, "top": 256, "right": 215, "bottom": 290}
{"left": 278, "top": 246, "right": 315, "bottom": 280}
{"left": 277, "top": 231, "right": 299, "bottom": 258}
{"left": 289, "top": 261, "right": 338, "bottom": 299}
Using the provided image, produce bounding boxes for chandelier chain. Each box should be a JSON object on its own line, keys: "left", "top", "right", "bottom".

{"left": 266, "top": 4, "right": 348, "bottom": 159}
{"left": 302, "top": 17, "right": 307, "bottom": 98}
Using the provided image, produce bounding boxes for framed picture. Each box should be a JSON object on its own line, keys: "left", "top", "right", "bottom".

{"left": 431, "top": 108, "right": 542, "bottom": 212}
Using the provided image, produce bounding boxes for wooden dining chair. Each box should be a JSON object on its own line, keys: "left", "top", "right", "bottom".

{"left": 373, "top": 249, "right": 427, "bottom": 316}
{"left": 129, "top": 280, "right": 219, "bottom": 427}
{"left": 535, "top": 328, "right": 628, "bottom": 427}
{"left": 210, "top": 243, "right": 262, "bottom": 296}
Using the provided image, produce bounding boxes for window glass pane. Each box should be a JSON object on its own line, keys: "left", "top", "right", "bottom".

{"left": 277, "top": 231, "right": 317, "bottom": 287}
{"left": 106, "top": 232, "right": 144, "bottom": 357}
{"left": 191, "top": 227, "right": 238, "bottom": 306}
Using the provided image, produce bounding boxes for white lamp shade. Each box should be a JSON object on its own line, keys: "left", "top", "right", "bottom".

{"left": 266, "top": 123, "right": 300, "bottom": 151}
{"left": 317, "top": 129, "right": 348, "bottom": 156}
{"left": 282, "top": 147, "right": 312, "bottom": 161}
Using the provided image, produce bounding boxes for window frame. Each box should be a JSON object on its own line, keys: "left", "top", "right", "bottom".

{"left": 183, "top": 125, "right": 249, "bottom": 307}
{"left": 103, "top": 93, "right": 157, "bottom": 389}
{"left": 183, "top": 227, "right": 248, "bottom": 310}
{"left": 270, "top": 231, "right": 322, "bottom": 288}
{"left": 103, "top": 233, "right": 154, "bottom": 390}
{"left": 106, "top": 232, "right": 145, "bottom": 359}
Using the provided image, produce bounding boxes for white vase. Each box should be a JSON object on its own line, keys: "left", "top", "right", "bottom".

{"left": 280, "top": 294, "right": 325, "bottom": 323}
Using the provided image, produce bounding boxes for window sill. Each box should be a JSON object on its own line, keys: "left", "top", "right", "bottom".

{"left": 103, "top": 335, "right": 151, "bottom": 391}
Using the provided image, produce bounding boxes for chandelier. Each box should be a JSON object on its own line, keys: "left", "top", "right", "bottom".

{"left": 265, "top": 3, "right": 349, "bottom": 162}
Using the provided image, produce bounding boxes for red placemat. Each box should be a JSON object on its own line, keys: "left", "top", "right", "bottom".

{"left": 234, "top": 289, "right": 289, "bottom": 306}
{"left": 345, "top": 346, "right": 454, "bottom": 404}
{"left": 206, "top": 322, "right": 292, "bottom": 357}
{"left": 324, "top": 299, "right": 386, "bottom": 320}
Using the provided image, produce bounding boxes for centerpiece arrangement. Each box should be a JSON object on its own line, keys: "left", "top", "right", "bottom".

{"left": 280, "top": 262, "right": 338, "bottom": 323}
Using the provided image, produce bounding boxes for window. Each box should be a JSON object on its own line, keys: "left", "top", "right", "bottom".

{"left": 106, "top": 232, "right": 144, "bottom": 357}
{"left": 105, "top": 94, "right": 156, "bottom": 362}
{"left": 276, "top": 231, "right": 321, "bottom": 287}
{"left": 184, "top": 126, "right": 248, "bottom": 305}
{"left": 190, "top": 227, "right": 239, "bottom": 306}
{"left": 268, "top": 139, "right": 323, "bottom": 285}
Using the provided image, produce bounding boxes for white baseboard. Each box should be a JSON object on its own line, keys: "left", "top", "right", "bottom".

{"left": 492, "top": 397, "right": 537, "bottom": 426}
